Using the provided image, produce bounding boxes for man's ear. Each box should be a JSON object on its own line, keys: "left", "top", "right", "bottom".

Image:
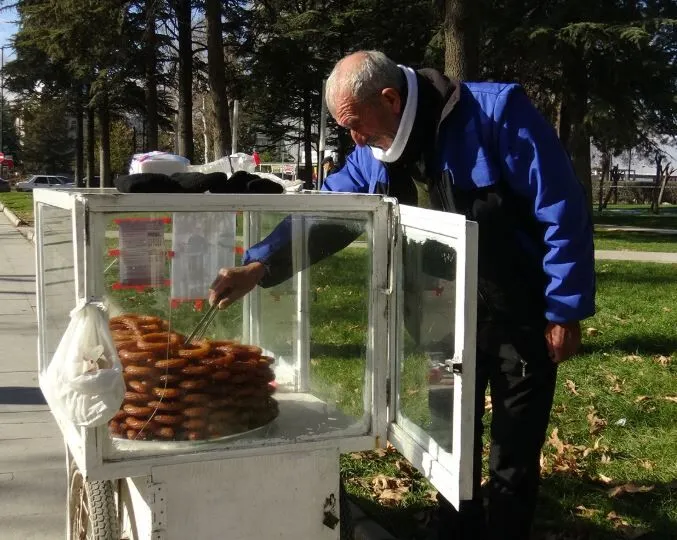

{"left": 381, "top": 88, "right": 402, "bottom": 115}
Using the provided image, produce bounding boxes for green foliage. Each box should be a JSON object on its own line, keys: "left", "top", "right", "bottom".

{"left": 19, "top": 96, "right": 74, "bottom": 174}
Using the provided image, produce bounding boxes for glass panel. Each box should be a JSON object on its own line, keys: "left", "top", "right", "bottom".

{"left": 398, "top": 229, "right": 457, "bottom": 453}
{"left": 39, "top": 204, "right": 76, "bottom": 371}
{"left": 100, "top": 209, "right": 373, "bottom": 458}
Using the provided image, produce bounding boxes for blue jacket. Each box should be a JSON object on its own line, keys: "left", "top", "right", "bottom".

{"left": 246, "top": 80, "right": 595, "bottom": 324}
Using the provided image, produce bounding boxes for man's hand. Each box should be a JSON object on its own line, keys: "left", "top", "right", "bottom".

{"left": 209, "top": 262, "right": 266, "bottom": 309}
{"left": 545, "top": 321, "right": 581, "bottom": 364}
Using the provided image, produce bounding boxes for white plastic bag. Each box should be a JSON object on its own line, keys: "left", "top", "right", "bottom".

{"left": 44, "top": 302, "right": 125, "bottom": 427}
{"left": 129, "top": 151, "right": 190, "bottom": 176}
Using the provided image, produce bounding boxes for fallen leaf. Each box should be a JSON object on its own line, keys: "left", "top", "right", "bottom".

{"left": 310, "top": 358, "right": 319, "bottom": 366}
{"left": 664, "top": 396, "right": 677, "bottom": 403}
{"left": 608, "top": 483, "right": 655, "bottom": 498}
{"left": 564, "top": 379, "right": 579, "bottom": 395}
{"left": 598, "top": 474, "right": 614, "bottom": 485}
{"left": 663, "top": 306, "right": 672, "bottom": 312}
{"left": 484, "top": 395, "right": 492, "bottom": 412}
{"left": 395, "top": 459, "right": 416, "bottom": 477}
{"left": 634, "top": 395, "right": 651, "bottom": 403}
{"left": 548, "top": 428, "right": 565, "bottom": 455}
{"left": 587, "top": 409, "right": 607, "bottom": 434}
{"left": 601, "top": 454, "right": 612, "bottom": 464}
{"left": 586, "top": 327, "right": 599, "bottom": 336}
{"left": 378, "top": 487, "right": 408, "bottom": 505}
{"left": 622, "top": 354, "right": 643, "bottom": 362}
{"left": 654, "top": 355, "right": 671, "bottom": 367}
{"left": 373, "top": 448, "right": 387, "bottom": 457}
{"left": 575, "top": 505, "right": 600, "bottom": 518}
{"left": 639, "top": 460, "right": 654, "bottom": 470}
{"left": 615, "top": 418, "right": 627, "bottom": 426}
{"left": 349, "top": 452, "right": 364, "bottom": 460}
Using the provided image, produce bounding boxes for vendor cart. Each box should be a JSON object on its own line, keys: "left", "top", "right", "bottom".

{"left": 33, "top": 188, "right": 477, "bottom": 540}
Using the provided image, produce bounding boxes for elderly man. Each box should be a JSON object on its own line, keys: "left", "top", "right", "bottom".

{"left": 211, "top": 50, "right": 595, "bottom": 539}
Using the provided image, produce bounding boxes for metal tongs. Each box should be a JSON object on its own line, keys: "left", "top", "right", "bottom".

{"left": 184, "top": 282, "right": 228, "bottom": 344}
{"left": 184, "top": 303, "right": 220, "bottom": 345}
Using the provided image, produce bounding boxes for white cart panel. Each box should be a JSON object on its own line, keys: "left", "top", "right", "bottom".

{"left": 388, "top": 205, "right": 478, "bottom": 509}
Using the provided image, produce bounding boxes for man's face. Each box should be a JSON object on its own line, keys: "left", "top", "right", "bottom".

{"left": 333, "top": 88, "right": 402, "bottom": 150}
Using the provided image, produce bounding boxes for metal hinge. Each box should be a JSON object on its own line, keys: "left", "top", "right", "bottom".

{"left": 148, "top": 480, "right": 167, "bottom": 537}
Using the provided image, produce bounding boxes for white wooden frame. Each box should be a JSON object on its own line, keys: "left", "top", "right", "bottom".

{"left": 387, "top": 205, "right": 478, "bottom": 509}
{"left": 33, "top": 189, "right": 394, "bottom": 481}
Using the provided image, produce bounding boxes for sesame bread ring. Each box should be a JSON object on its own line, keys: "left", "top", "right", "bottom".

{"left": 123, "top": 403, "right": 154, "bottom": 418}
{"left": 124, "top": 391, "right": 153, "bottom": 404}
{"left": 124, "top": 365, "right": 160, "bottom": 379}
{"left": 113, "top": 409, "right": 128, "bottom": 421}
{"left": 127, "top": 380, "right": 153, "bottom": 393}
{"left": 153, "top": 426, "right": 175, "bottom": 439}
{"left": 200, "top": 354, "right": 235, "bottom": 368}
{"left": 154, "top": 358, "right": 189, "bottom": 370}
{"left": 181, "top": 364, "right": 211, "bottom": 376}
{"left": 182, "top": 393, "right": 211, "bottom": 405}
{"left": 125, "top": 416, "right": 157, "bottom": 431}
{"left": 137, "top": 332, "right": 181, "bottom": 352}
{"left": 153, "top": 387, "right": 182, "bottom": 399}
{"left": 183, "top": 418, "right": 207, "bottom": 430}
{"left": 179, "top": 378, "right": 209, "bottom": 391}
{"left": 158, "top": 374, "right": 182, "bottom": 385}
{"left": 126, "top": 429, "right": 150, "bottom": 440}
{"left": 210, "top": 370, "right": 232, "bottom": 382}
{"left": 153, "top": 414, "right": 184, "bottom": 426}
{"left": 178, "top": 340, "right": 211, "bottom": 359}
{"left": 119, "top": 345, "right": 155, "bottom": 364}
{"left": 183, "top": 407, "right": 210, "bottom": 418}
{"left": 148, "top": 400, "right": 184, "bottom": 412}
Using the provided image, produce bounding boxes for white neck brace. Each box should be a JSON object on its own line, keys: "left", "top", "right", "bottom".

{"left": 370, "top": 66, "right": 418, "bottom": 163}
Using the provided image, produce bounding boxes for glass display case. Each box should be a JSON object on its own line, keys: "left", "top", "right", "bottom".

{"left": 34, "top": 189, "right": 477, "bottom": 508}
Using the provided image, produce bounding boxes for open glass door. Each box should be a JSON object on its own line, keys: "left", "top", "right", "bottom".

{"left": 387, "top": 205, "right": 478, "bottom": 509}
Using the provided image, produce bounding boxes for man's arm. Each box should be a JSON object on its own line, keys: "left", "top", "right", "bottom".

{"left": 495, "top": 85, "right": 596, "bottom": 362}
{"left": 211, "top": 149, "right": 374, "bottom": 308}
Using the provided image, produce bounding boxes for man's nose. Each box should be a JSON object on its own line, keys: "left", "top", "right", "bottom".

{"left": 351, "top": 130, "right": 368, "bottom": 147}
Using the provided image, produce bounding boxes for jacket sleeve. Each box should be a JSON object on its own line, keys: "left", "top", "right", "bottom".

{"left": 495, "top": 86, "right": 596, "bottom": 323}
{"left": 242, "top": 150, "right": 370, "bottom": 287}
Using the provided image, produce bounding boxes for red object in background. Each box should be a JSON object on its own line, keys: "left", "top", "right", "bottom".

{"left": 252, "top": 151, "right": 261, "bottom": 166}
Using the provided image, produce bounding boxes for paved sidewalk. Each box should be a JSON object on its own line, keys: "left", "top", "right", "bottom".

{"left": 0, "top": 218, "right": 66, "bottom": 539}
{"left": 595, "top": 250, "right": 677, "bottom": 263}
{"left": 595, "top": 224, "right": 677, "bottom": 235}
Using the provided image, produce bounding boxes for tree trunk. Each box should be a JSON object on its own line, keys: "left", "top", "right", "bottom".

{"left": 597, "top": 151, "right": 610, "bottom": 212}
{"left": 144, "top": 0, "right": 159, "bottom": 151}
{"left": 302, "top": 86, "right": 313, "bottom": 189}
{"left": 86, "top": 93, "right": 96, "bottom": 187}
{"left": 98, "top": 92, "right": 112, "bottom": 188}
{"left": 175, "top": 0, "right": 194, "bottom": 162}
{"left": 205, "top": 0, "right": 231, "bottom": 159}
{"left": 651, "top": 154, "right": 662, "bottom": 214}
{"left": 558, "top": 60, "right": 592, "bottom": 209}
{"left": 443, "top": 0, "right": 479, "bottom": 80}
{"left": 74, "top": 86, "right": 85, "bottom": 187}
{"left": 656, "top": 165, "right": 673, "bottom": 211}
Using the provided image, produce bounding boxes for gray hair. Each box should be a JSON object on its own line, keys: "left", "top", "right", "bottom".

{"left": 325, "top": 50, "right": 403, "bottom": 116}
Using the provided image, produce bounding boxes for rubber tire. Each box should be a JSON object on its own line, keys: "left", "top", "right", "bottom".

{"left": 69, "top": 462, "right": 119, "bottom": 540}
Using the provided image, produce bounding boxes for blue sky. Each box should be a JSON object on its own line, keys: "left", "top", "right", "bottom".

{"left": 0, "top": 5, "right": 16, "bottom": 60}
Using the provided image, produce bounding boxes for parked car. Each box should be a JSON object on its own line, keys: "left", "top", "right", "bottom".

{"left": 0, "top": 177, "right": 10, "bottom": 192}
{"left": 15, "top": 175, "right": 74, "bottom": 192}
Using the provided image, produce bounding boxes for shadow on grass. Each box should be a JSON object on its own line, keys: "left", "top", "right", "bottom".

{"left": 580, "top": 335, "right": 677, "bottom": 356}
{"left": 535, "top": 474, "right": 677, "bottom": 540}
{"left": 596, "top": 270, "right": 677, "bottom": 287}
{"left": 595, "top": 230, "right": 677, "bottom": 245}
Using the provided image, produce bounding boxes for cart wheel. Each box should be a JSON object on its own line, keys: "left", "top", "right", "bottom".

{"left": 69, "top": 461, "right": 119, "bottom": 540}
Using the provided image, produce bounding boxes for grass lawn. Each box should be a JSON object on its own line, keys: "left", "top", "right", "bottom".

{"left": 103, "top": 218, "right": 677, "bottom": 540}
{"left": 594, "top": 230, "right": 677, "bottom": 253}
{"left": 0, "top": 191, "right": 33, "bottom": 224}
{"left": 342, "top": 260, "right": 677, "bottom": 540}
{"left": 594, "top": 205, "right": 677, "bottom": 229}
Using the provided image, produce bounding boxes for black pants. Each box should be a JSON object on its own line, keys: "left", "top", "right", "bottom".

{"left": 438, "top": 323, "right": 558, "bottom": 540}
